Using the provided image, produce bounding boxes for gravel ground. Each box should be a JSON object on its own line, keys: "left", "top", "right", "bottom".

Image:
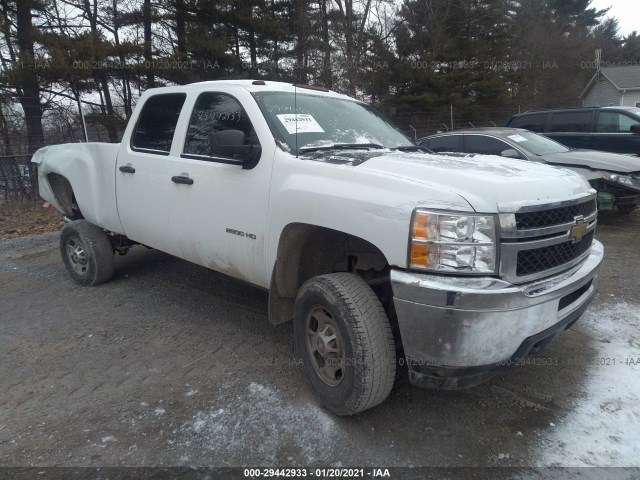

{"left": 0, "top": 211, "right": 639, "bottom": 475}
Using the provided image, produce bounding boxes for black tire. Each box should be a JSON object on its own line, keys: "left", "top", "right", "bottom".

{"left": 294, "top": 273, "right": 396, "bottom": 415}
{"left": 60, "top": 220, "right": 114, "bottom": 286}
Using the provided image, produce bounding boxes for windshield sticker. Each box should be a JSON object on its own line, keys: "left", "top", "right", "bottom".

{"left": 277, "top": 114, "right": 325, "bottom": 134}
{"left": 507, "top": 134, "right": 528, "bottom": 142}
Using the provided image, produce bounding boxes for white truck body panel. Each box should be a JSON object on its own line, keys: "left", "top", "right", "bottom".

{"left": 33, "top": 81, "right": 603, "bottom": 391}
{"left": 356, "top": 151, "right": 590, "bottom": 212}
{"left": 33, "top": 81, "right": 593, "bottom": 288}
{"left": 32, "top": 143, "right": 123, "bottom": 233}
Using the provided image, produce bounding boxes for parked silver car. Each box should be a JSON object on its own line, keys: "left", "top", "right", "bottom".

{"left": 419, "top": 127, "right": 640, "bottom": 214}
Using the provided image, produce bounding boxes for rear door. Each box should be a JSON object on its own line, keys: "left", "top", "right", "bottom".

{"left": 164, "top": 90, "right": 273, "bottom": 287}
{"left": 116, "top": 93, "right": 186, "bottom": 251}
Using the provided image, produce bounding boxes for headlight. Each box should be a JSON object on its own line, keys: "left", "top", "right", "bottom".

{"left": 598, "top": 172, "right": 635, "bottom": 187}
{"left": 409, "top": 210, "right": 497, "bottom": 274}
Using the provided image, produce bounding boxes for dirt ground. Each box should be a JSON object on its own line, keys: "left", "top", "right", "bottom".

{"left": 0, "top": 203, "right": 62, "bottom": 239}
{"left": 1, "top": 210, "right": 639, "bottom": 477}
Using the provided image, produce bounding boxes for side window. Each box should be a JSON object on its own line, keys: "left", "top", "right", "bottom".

{"left": 597, "top": 112, "right": 637, "bottom": 133}
{"left": 510, "top": 113, "right": 547, "bottom": 132}
{"left": 464, "top": 136, "right": 512, "bottom": 156}
{"left": 183, "top": 92, "right": 260, "bottom": 159}
{"left": 549, "top": 111, "right": 592, "bottom": 132}
{"left": 424, "top": 135, "right": 462, "bottom": 153}
{"left": 131, "top": 93, "right": 186, "bottom": 154}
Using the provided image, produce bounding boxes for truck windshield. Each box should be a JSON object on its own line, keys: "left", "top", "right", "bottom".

{"left": 252, "top": 91, "right": 413, "bottom": 155}
{"left": 506, "top": 131, "right": 570, "bottom": 156}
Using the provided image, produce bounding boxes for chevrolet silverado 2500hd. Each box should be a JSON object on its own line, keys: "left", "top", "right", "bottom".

{"left": 33, "top": 80, "right": 603, "bottom": 415}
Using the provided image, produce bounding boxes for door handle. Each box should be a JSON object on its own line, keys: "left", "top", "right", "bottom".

{"left": 119, "top": 165, "right": 135, "bottom": 174}
{"left": 171, "top": 175, "right": 194, "bottom": 185}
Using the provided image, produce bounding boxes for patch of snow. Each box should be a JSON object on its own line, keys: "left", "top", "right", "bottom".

{"left": 185, "top": 389, "right": 199, "bottom": 397}
{"left": 178, "top": 381, "right": 343, "bottom": 465}
{"left": 539, "top": 301, "right": 640, "bottom": 466}
{"left": 192, "top": 408, "right": 225, "bottom": 433}
{"left": 154, "top": 407, "right": 166, "bottom": 415}
{"left": 248, "top": 382, "right": 272, "bottom": 395}
{"left": 101, "top": 436, "right": 116, "bottom": 443}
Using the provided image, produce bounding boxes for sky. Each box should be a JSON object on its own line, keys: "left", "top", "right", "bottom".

{"left": 591, "top": 0, "right": 639, "bottom": 36}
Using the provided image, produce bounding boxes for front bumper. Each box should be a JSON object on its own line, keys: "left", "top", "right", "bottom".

{"left": 616, "top": 193, "right": 640, "bottom": 208}
{"left": 391, "top": 240, "right": 604, "bottom": 389}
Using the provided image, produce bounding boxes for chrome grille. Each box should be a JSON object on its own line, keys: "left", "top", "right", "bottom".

{"left": 517, "top": 230, "right": 594, "bottom": 276}
{"left": 499, "top": 194, "right": 597, "bottom": 284}
{"left": 515, "top": 199, "right": 597, "bottom": 229}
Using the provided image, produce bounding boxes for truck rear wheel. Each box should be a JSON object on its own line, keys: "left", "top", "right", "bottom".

{"left": 294, "top": 273, "right": 396, "bottom": 415}
{"left": 60, "top": 220, "right": 114, "bottom": 286}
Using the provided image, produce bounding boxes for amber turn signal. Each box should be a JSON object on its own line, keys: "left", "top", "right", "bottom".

{"left": 410, "top": 242, "right": 428, "bottom": 267}
{"left": 412, "top": 211, "right": 429, "bottom": 240}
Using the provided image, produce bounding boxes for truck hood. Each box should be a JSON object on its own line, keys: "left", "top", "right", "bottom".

{"left": 541, "top": 150, "right": 640, "bottom": 173}
{"left": 357, "top": 151, "right": 592, "bottom": 213}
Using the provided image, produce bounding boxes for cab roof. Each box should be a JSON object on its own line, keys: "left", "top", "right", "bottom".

{"left": 144, "top": 80, "right": 353, "bottom": 101}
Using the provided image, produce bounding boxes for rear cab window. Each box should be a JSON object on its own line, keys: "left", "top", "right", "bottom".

{"left": 131, "top": 93, "right": 187, "bottom": 155}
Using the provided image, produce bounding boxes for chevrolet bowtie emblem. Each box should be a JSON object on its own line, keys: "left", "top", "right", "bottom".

{"left": 570, "top": 217, "right": 587, "bottom": 243}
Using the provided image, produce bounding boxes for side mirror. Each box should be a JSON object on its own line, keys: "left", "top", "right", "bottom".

{"left": 211, "top": 129, "right": 262, "bottom": 168}
{"left": 501, "top": 149, "right": 522, "bottom": 159}
{"left": 241, "top": 144, "right": 262, "bottom": 170}
{"left": 630, "top": 124, "right": 640, "bottom": 135}
{"left": 211, "top": 129, "right": 246, "bottom": 154}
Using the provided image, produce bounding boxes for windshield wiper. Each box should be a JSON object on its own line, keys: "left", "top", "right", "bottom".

{"left": 393, "top": 145, "right": 432, "bottom": 153}
{"left": 299, "top": 143, "right": 384, "bottom": 153}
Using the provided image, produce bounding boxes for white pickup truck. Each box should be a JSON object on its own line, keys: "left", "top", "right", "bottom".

{"left": 33, "top": 80, "right": 603, "bottom": 415}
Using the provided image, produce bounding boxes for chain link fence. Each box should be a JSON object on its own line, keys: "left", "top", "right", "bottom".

{"left": 0, "top": 155, "right": 38, "bottom": 205}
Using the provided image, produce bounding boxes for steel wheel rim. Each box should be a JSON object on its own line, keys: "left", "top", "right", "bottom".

{"left": 66, "top": 235, "right": 88, "bottom": 275}
{"left": 305, "top": 305, "right": 345, "bottom": 387}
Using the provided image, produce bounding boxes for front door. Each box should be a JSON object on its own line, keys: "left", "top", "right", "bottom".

{"left": 165, "top": 91, "right": 272, "bottom": 287}
{"left": 593, "top": 110, "right": 640, "bottom": 156}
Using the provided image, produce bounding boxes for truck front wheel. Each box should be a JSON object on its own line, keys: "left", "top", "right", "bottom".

{"left": 294, "top": 273, "right": 396, "bottom": 415}
{"left": 60, "top": 220, "right": 114, "bottom": 286}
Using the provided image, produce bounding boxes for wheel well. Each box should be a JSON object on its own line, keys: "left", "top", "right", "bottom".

{"left": 268, "top": 223, "right": 392, "bottom": 325}
{"left": 47, "top": 173, "right": 82, "bottom": 218}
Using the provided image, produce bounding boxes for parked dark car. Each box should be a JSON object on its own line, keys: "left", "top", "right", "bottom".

{"left": 506, "top": 106, "right": 640, "bottom": 156}
{"left": 419, "top": 127, "right": 640, "bottom": 214}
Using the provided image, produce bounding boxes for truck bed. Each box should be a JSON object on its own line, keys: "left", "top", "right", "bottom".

{"left": 32, "top": 143, "right": 124, "bottom": 234}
